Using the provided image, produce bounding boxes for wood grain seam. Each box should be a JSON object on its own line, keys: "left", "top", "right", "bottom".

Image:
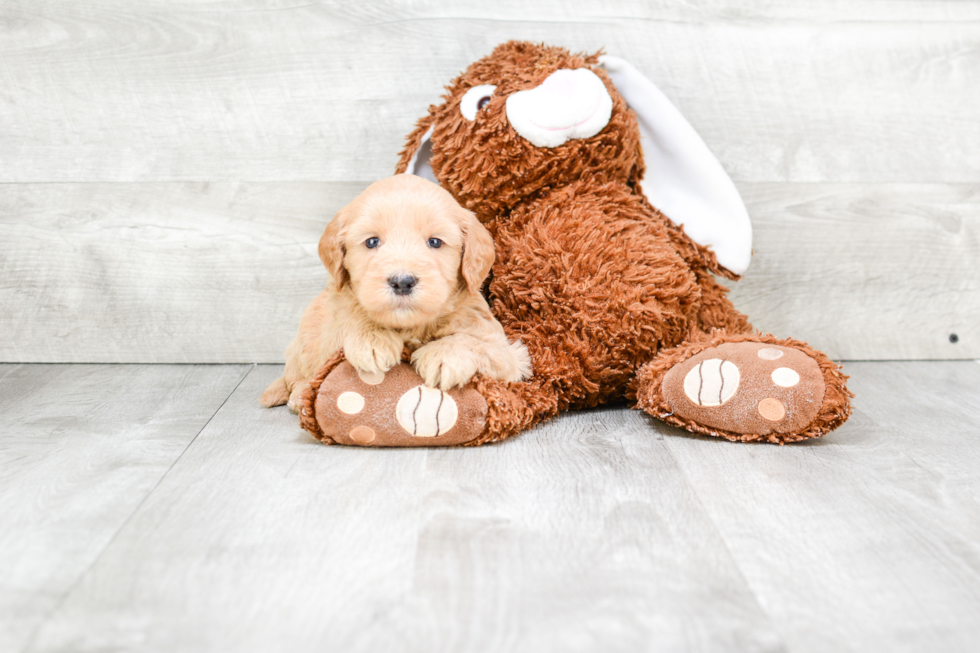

{"left": 17, "top": 364, "right": 255, "bottom": 652}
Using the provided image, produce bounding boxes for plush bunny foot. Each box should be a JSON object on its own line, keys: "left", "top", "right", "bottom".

{"left": 635, "top": 334, "right": 852, "bottom": 444}
{"left": 299, "top": 360, "right": 488, "bottom": 447}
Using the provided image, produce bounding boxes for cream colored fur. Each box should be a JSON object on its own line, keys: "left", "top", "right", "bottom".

{"left": 261, "top": 175, "right": 531, "bottom": 412}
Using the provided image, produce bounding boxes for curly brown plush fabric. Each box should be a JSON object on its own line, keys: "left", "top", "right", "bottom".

{"left": 399, "top": 45, "right": 642, "bottom": 224}
{"left": 300, "top": 40, "right": 852, "bottom": 446}
{"left": 298, "top": 350, "right": 346, "bottom": 443}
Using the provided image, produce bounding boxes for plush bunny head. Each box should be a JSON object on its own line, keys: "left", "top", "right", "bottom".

{"left": 397, "top": 40, "right": 754, "bottom": 275}
{"left": 396, "top": 41, "right": 644, "bottom": 221}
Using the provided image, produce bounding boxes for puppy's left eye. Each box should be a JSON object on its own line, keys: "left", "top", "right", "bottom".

{"left": 427, "top": 238, "right": 443, "bottom": 249}
{"left": 365, "top": 237, "right": 380, "bottom": 249}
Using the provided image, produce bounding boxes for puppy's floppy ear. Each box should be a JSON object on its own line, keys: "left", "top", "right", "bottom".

{"left": 318, "top": 205, "right": 351, "bottom": 292}
{"left": 458, "top": 208, "right": 494, "bottom": 296}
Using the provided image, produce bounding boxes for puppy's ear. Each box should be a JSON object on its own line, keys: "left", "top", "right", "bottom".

{"left": 318, "top": 205, "right": 351, "bottom": 292}
{"left": 459, "top": 209, "right": 494, "bottom": 296}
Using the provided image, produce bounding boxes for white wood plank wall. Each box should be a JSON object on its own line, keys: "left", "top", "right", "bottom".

{"left": 1, "top": 1, "right": 977, "bottom": 362}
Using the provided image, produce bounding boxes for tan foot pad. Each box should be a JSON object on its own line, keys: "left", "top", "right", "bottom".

{"left": 662, "top": 342, "right": 826, "bottom": 436}
{"left": 314, "top": 362, "right": 488, "bottom": 447}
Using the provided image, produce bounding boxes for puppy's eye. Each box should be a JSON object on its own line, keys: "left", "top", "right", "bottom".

{"left": 459, "top": 84, "right": 497, "bottom": 121}
{"left": 365, "top": 237, "right": 380, "bottom": 249}
{"left": 427, "top": 238, "right": 443, "bottom": 249}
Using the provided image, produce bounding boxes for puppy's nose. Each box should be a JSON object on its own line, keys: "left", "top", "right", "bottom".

{"left": 388, "top": 274, "right": 418, "bottom": 296}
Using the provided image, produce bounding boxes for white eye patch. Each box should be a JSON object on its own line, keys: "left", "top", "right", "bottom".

{"left": 459, "top": 84, "right": 497, "bottom": 121}
{"left": 505, "top": 68, "right": 613, "bottom": 148}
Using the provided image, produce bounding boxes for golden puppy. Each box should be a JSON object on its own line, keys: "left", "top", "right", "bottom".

{"left": 261, "top": 174, "right": 531, "bottom": 412}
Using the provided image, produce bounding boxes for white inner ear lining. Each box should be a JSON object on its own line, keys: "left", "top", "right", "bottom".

{"left": 403, "top": 125, "right": 437, "bottom": 183}
{"left": 597, "top": 55, "right": 753, "bottom": 275}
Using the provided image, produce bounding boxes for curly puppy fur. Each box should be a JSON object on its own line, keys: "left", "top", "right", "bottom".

{"left": 262, "top": 175, "right": 530, "bottom": 411}
{"left": 362, "top": 41, "right": 852, "bottom": 445}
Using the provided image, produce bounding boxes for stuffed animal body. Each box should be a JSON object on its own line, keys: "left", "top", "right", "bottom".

{"left": 299, "top": 41, "right": 851, "bottom": 446}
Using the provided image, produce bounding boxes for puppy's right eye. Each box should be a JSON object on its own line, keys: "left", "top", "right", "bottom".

{"left": 365, "top": 237, "right": 380, "bottom": 249}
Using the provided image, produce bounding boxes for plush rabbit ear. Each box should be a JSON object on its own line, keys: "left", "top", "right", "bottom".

{"left": 403, "top": 126, "right": 438, "bottom": 183}
{"left": 599, "top": 55, "right": 752, "bottom": 275}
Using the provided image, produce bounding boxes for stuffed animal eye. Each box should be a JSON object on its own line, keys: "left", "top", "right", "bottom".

{"left": 365, "top": 237, "right": 380, "bottom": 249}
{"left": 459, "top": 84, "right": 497, "bottom": 121}
{"left": 427, "top": 238, "right": 443, "bottom": 248}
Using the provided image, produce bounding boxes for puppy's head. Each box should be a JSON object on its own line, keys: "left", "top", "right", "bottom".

{"left": 319, "top": 175, "right": 494, "bottom": 329}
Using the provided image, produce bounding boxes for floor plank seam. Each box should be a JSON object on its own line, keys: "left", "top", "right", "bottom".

{"left": 17, "top": 364, "right": 256, "bottom": 653}
{"left": 658, "top": 437, "right": 794, "bottom": 653}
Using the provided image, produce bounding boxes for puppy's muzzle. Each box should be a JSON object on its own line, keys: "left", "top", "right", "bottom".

{"left": 388, "top": 274, "right": 418, "bottom": 296}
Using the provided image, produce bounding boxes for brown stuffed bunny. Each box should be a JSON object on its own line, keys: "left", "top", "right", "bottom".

{"left": 299, "top": 41, "right": 851, "bottom": 446}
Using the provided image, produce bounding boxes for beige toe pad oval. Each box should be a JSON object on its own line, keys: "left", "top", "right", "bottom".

{"left": 337, "top": 391, "right": 365, "bottom": 414}
{"left": 349, "top": 425, "right": 376, "bottom": 444}
{"left": 395, "top": 385, "right": 458, "bottom": 437}
{"left": 758, "top": 398, "right": 786, "bottom": 421}
{"left": 757, "top": 348, "right": 784, "bottom": 360}
{"left": 771, "top": 367, "right": 801, "bottom": 388}
{"left": 683, "top": 359, "right": 740, "bottom": 406}
{"left": 357, "top": 369, "right": 385, "bottom": 385}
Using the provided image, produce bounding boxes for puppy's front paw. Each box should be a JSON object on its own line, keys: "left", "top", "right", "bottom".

{"left": 412, "top": 340, "right": 481, "bottom": 391}
{"left": 344, "top": 330, "right": 403, "bottom": 375}
{"left": 285, "top": 381, "right": 311, "bottom": 414}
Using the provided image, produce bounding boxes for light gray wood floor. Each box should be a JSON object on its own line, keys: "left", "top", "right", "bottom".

{"left": 3, "top": 361, "right": 979, "bottom": 652}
